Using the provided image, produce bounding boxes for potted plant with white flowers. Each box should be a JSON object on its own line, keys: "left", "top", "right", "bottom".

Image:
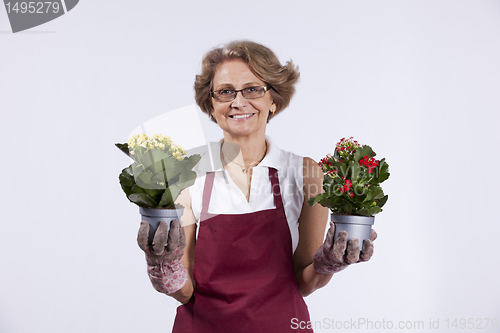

{"left": 116, "top": 134, "right": 201, "bottom": 242}
{"left": 308, "top": 137, "right": 390, "bottom": 245}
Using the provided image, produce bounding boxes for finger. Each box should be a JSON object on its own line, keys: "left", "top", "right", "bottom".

{"left": 166, "top": 219, "right": 180, "bottom": 253}
{"left": 332, "top": 230, "right": 348, "bottom": 261}
{"left": 370, "top": 229, "right": 378, "bottom": 242}
{"left": 360, "top": 239, "right": 374, "bottom": 262}
{"left": 137, "top": 221, "right": 151, "bottom": 253}
{"left": 345, "top": 239, "right": 360, "bottom": 264}
{"left": 324, "top": 222, "right": 335, "bottom": 251}
{"left": 152, "top": 221, "right": 169, "bottom": 255}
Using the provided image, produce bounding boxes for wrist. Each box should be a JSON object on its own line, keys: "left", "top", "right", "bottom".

{"left": 147, "top": 259, "right": 188, "bottom": 294}
{"left": 297, "top": 263, "right": 334, "bottom": 297}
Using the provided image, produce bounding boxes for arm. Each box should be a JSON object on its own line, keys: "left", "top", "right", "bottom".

{"left": 171, "top": 188, "right": 196, "bottom": 304}
{"left": 293, "top": 157, "right": 331, "bottom": 296}
{"left": 137, "top": 188, "right": 197, "bottom": 304}
{"left": 294, "top": 158, "right": 377, "bottom": 297}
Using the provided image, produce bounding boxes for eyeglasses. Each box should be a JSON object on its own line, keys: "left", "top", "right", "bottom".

{"left": 210, "top": 86, "right": 271, "bottom": 102}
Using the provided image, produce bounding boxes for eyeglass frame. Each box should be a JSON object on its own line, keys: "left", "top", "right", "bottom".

{"left": 210, "top": 85, "right": 272, "bottom": 102}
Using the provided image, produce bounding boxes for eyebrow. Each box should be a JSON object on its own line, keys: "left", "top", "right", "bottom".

{"left": 213, "top": 82, "right": 264, "bottom": 90}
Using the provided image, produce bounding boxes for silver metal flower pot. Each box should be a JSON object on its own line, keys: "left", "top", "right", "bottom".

{"left": 332, "top": 214, "right": 375, "bottom": 246}
{"left": 139, "top": 207, "right": 184, "bottom": 244}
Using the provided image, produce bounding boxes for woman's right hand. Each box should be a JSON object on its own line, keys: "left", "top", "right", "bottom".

{"left": 137, "top": 219, "right": 188, "bottom": 294}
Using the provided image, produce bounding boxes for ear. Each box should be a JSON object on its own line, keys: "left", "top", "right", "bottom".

{"left": 209, "top": 110, "right": 217, "bottom": 123}
{"left": 208, "top": 100, "right": 215, "bottom": 119}
{"left": 270, "top": 103, "right": 276, "bottom": 114}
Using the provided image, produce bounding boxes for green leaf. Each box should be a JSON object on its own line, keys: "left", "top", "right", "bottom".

{"left": 147, "top": 160, "right": 164, "bottom": 175}
{"left": 128, "top": 193, "right": 158, "bottom": 208}
{"left": 353, "top": 145, "right": 376, "bottom": 162}
{"left": 119, "top": 166, "right": 135, "bottom": 196}
{"left": 323, "top": 174, "right": 334, "bottom": 185}
{"left": 120, "top": 153, "right": 200, "bottom": 209}
{"left": 350, "top": 161, "right": 363, "bottom": 183}
{"left": 115, "top": 143, "right": 130, "bottom": 157}
{"left": 307, "top": 193, "right": 330, "bottom": 207}
{"left": 337, "top": 162, "right": 351, "bottom": 178}
{"left": 352, "top": 187, "right": 367, "bottom": 202}
{"left": 357, "top": 208, "right": 370, "bottom": 216}
{"left": 177, "top": 169, "right": 197, "bottom": 188}
{"left": 139, "top": 149, "right": 168, "bottom": 171}
{"left": 324, "top": 177, "right": 341, "bottom": 193}
{"left": 131, "top": 163, "right": 146, "bottom": 179}
{"left": 376, "top": 195, "right": 388, "bottom": 208}
{"left": 181, "top": 154, "right": 202, "bottom": 169}
{"left": 377, "top": 158, "right": 390, "bottom": 184}
{"left": 341, "top": 201, "right": 355, "bottom": 214}
{"left": 136, "top": 171, "right": 152, "bottom": 185}
{"left": 131, "top": 184, "right": 146, "bottom": 194}
{"left": 161, "top": 155, "right": 183, "bottom": 182}
{"left": 158, "top": 188, "right": 174, "bottom": 208}
{"left": 318, "top": 197, "right": 341, "bottom": 210}
{"left": 120, "top": 165, "right": 134, "bottom": 179}
{"left": 368, "top": 206, "right": 382, "bottom": 215}
{"left": 144, "top": 188, "right": 164, "bottom": 199}
{"left": 120, "top": 184, "right": 133, "bottom": 197}
{"left": 119, "top": 171, "right": 135, "bottom": 187}
{"left": 119, "top": 166, "right": 136, "bottom": 188}
{"left": 150, "top": 172, "right": 168, "bottom": 189}
{"left": 365, "top": 185, "right": 384, "bottom": 201}
{"left": 333, "top": 150, "right": 341, "bottom": 161}
{"left": 168, "top": 183, "right": 183, "bottom": 203}
{"left": 119, "top": 177, "right": 134, "bottom": 188}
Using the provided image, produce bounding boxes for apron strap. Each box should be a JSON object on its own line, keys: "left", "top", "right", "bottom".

{"left": 201, "top": 172, "right": 215, "bottom": 216}
{"left": 201, "top": 168, "right": 285, "bottom": 216}
{"left": 268, "top": 167, "right": 284, "bottom": 212}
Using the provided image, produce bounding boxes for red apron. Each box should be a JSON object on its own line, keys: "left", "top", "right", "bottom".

{"left": 172, "top": 168, "right": 312, "bottom": 332}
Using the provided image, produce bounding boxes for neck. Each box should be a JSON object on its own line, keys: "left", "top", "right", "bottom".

{"left": 221, "top": 134, "right": 267, "bottom": 167}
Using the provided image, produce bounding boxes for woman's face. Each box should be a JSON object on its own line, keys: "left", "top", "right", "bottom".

{"left": 211, "top": 59, "right": 275, "bottom": 139}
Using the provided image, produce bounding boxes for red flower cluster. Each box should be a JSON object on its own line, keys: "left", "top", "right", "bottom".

{"left": 339, "top": 179, "right": 352, "bottom": 194}
{"left": 336, "top": 138, "right": 359, "bottom": 151}
{"left": 335, "top": 137, "right": 362, "bottom": 162}
{"left": 336, "top": 146, "right": 356, "bottom": 152}
{"left": 359, "top": 156, "right": 379, "bottom": 173}
{"left": 318, "top": 156, "right": 332, "bottom": 168}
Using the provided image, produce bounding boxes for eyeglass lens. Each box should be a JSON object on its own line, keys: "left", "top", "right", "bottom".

{"left": 213, "top": 86, "right": 266, "bottom": 102}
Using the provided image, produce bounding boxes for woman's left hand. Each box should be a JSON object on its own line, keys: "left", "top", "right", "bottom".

{"left": 312, "top": 222, "right": 377, "bottom": 275}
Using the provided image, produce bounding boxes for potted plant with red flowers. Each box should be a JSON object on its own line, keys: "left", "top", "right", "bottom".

{"left": 116, "top": 134, "right": 201, "bottom": 243}
{"left": 308, "top": 137, "right": 390, "bottom": 245}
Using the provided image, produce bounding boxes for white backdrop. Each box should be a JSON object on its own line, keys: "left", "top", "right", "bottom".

{"left": 1, "top": 1, "right": 499, "bottom": 332}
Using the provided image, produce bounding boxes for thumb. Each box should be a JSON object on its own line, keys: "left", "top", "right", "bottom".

{"left": 323, "top": 222, "right": 336, "bottom": 251}
{"left": 137, "top": 221, "right": 151, "bottom": 253}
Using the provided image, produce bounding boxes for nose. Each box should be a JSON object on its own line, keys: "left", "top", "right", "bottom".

{"left": 231, "top": 90, "right": 248, "bottom": 108}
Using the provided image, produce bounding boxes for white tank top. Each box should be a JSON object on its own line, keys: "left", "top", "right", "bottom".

{"left": 189, "top": 136, "right": 304, "bottom": 253}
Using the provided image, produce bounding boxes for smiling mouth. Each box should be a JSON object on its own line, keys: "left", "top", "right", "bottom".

{"left": 229, "top": 113, "right": 255, "bottom": 119}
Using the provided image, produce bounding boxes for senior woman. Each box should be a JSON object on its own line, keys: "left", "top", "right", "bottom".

{"left": 137, "top": 40, "right": 376, "bottom": 332}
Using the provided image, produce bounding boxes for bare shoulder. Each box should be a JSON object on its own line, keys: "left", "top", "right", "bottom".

{"left": 294, "top": 157, "right": 329, "bottom": 274}
{"left": 175, "top": 187, "right": 197, "bottom": 228}
{"left": 302, "top": 157, "right": 324, "bottom": 198}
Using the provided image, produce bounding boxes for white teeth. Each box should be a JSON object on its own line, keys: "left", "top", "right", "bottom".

{"left": 231, "top": 114, "right": 253, "bottom": 119}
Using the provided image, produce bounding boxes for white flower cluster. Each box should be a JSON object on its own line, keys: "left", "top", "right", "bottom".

{"left": 128, "top": 134, "right": 186, "bottom": 161}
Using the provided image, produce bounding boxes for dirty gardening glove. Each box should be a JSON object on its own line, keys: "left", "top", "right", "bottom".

{"left": 137, "top": 219, "right": 188, "bottom": 294}
{"left": 313, "top": 222, "right": 377, "bottom": 275}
